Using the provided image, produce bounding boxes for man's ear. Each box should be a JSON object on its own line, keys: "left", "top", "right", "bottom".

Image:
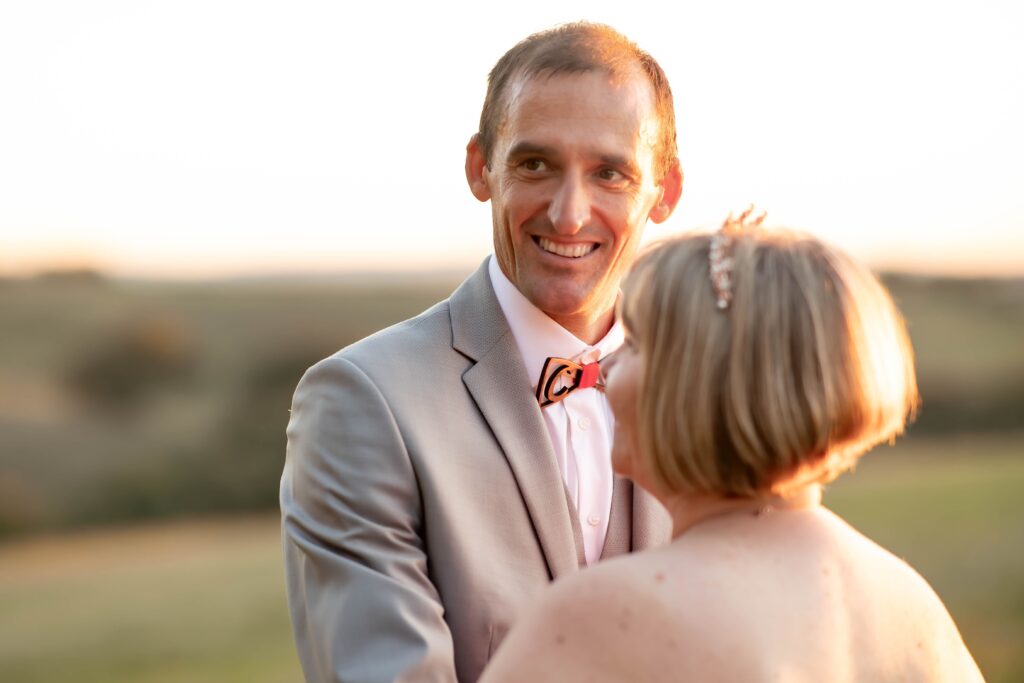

{"left": 465, "top": 134, "right": 491, "bottom": 202}
{"left": 649, "top": 160, "right": 683, "bottom": 224}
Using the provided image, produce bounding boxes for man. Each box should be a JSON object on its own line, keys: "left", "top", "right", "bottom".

{"left": 281, "top": 22, "right": 683, "bottom": 682}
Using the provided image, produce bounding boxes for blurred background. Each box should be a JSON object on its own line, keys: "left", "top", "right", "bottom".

{"left": 1, "top": 1, "right": 1021, "bottom": 682}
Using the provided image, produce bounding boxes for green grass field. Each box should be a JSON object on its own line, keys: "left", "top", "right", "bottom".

{"left": 0, "top": 434, "right": 1021, "bottom": 683}
{"left": 0, "top": 515, "right": 301, "bottom": 683}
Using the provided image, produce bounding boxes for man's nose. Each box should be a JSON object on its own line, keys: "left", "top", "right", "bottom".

{"left": 547, "top": 173, "right": 590, "bottom": 235}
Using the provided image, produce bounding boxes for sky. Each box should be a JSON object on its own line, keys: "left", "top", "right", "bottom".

{"left": 1, "top": 0, "right": 1022, "bottom": 278}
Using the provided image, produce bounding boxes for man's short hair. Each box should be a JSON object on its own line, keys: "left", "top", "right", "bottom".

{"left": 620, "top": 228, "right": 919, "bottom": 497}
{"left": 477, "top": 22, "right": 678, "bottom": 181}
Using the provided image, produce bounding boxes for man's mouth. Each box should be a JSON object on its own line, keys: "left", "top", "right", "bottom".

{"left": 535, "top": 236, "right": 599, "bottom": 258}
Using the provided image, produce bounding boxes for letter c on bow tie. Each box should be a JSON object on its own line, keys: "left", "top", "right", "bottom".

{"left": 535, "top": 356, "right": 604, "bottom": 407}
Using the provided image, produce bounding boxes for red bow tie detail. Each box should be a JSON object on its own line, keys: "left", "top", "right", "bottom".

{"left": 536, "top": 356, "right": 605, "bottom": 407}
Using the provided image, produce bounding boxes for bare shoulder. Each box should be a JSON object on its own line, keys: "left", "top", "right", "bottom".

{"left": 822, "top": 510, "right": 986, "bottom": 681}
{"left": 479, "top": 553, "right": 685, "bottom": 683}
{"left": 878, "top": 551, "right": 985, "bottom": 680}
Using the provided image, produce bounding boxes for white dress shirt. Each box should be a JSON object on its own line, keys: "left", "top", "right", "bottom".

{"left": 488, "top": 256, "right": 622, "bottom": 565}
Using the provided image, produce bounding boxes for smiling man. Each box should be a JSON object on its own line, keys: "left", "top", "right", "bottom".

{"left": 281, "top": 22, "right": 682, "bottom": 683}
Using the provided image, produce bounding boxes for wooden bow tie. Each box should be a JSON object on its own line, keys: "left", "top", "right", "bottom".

{"left": 536, "top": 356, "right": 605, "bottom": 407}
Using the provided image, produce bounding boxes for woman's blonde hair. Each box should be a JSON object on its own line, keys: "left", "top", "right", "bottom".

{"left": 621, "top": 226, "right": 919, "bottom": 497}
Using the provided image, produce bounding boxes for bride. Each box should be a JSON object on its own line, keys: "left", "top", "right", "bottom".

{"left": 480, "top": 211, "right": 983, "bottom": 682}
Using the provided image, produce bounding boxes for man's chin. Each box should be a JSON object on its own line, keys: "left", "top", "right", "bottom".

{"left": 514, "top": 264, "right": 618, "bottom": 319}
{"left": 524, "top": 285, "right": 597, "bottom": 320}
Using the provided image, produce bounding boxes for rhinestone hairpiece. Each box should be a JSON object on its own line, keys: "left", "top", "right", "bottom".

{"left": 708, "top": 207, "right": 766, "bottom": 311}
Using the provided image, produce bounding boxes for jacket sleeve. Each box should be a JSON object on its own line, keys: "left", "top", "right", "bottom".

{"left": 280, "top": 355, "right": 457, "bottom": 683}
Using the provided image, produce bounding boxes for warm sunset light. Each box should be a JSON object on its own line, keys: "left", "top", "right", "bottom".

{"left": 2, "top": 0, "right": 1021, "bottom": 280}
{"left": 2, "top": 9, "right": 1020, "bottom": 682}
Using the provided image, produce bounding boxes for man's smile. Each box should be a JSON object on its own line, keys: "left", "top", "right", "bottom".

{"left": 534, "top": 236, "right": 600, "bottom": 259}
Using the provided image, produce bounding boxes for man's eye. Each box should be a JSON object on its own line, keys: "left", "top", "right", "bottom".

{"left": 598, "top": 168, "right": 625, "bottom": 182}
{"left": 522, "top": 159, "right": 546, "bottom": 172}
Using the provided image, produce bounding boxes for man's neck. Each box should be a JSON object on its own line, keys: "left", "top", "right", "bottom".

{"left": 546, "top": 308, "right": 616, "bottom": 346}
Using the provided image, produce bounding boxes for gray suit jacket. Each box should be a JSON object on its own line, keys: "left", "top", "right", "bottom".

{"left": 281, "top": 260, "right": 672, "bottom": 682}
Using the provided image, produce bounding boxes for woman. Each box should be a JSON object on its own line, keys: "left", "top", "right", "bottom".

{"left": 480, "top": 211, "right": 983, "bottom": 682}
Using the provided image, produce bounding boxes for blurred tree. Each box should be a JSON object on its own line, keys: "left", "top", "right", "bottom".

{"left": 74, "top": 345, "right": 328, "bottom": 523}
{"left": 34, "top": 267, "right": 107, "bottom": 285}
{"left": 0, "top": 471, "right": 50, "bottom": 535}
{"left": 63, "top": 316, "right": 198, "bottom": 413}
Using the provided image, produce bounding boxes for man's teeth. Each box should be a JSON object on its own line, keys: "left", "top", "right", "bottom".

{"left": 537, "top": 237, "right": 597, "bottom": 258}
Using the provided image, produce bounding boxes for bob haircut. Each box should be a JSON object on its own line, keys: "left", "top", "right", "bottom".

{"left": 476, "top": 21, "right": 677, "bottom": 181}
{"left": 620, "top": 228, "right": 919, "bottom": 497}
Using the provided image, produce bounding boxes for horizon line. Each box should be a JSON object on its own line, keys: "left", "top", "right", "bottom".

{"left": 5, "top": 263, "right": 1023, "bottom": 285}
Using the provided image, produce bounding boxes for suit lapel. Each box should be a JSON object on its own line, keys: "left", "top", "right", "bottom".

{"left": 451, "top": 261, "right": 580, "bottom": 580}
{"left": 599, "top": 476, "right": 633, "bottom": 559}
{"left": 631, "top": 484, "right": 673, "bottom": 551}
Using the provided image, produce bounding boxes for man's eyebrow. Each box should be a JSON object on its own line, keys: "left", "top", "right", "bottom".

{"left": 506, "top": 141, "right": 556, "bottom": 159}
{"left": 505, "top": 143, "right": 642, "bottom": 174}
{"left": 599, "top": 154, "right": 640, "bottom": 173}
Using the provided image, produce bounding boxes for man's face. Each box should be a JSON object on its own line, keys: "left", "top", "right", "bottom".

{"left": 467, "top": 70, "right": 680, "bottom": 334}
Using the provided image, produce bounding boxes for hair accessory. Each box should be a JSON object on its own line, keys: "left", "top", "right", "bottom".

{"left": 708, "top": 206, "right": 766, "bottom": 310}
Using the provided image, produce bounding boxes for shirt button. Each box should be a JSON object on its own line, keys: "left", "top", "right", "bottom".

{"left": 587, "top": 514, "right": 600, "bottom": 527}
{"left": 578, "top": 416, "right": 591, "bottom": 430}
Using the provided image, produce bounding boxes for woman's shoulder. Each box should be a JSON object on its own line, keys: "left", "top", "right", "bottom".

{"left": 820, "top": 509, "right": 958, "bottom": 610}
{"left": 482, "top": 512, "right": 984, "bottom": 683}
{"left": 521, "top": 551, "right": 684, "bottom": 649}
{"left": 818, "top": 509, "right": 985, "bottom": 681}
{"left": 545, "top": 544, "right": 719, "bottom": 630}
{"left": 480, "top": 551, "right": 700, "bottom": 683}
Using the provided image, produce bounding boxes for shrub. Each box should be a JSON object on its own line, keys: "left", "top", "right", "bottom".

{"left": 64, "top": 317, "right": 198, "bottom": 413}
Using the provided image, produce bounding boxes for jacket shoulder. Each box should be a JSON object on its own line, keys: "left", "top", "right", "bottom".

{"left": 302, "top": 261, "right": 498, "bottom": 389}
{"left": 336, "top": 298, "right": 454, "bottom": 365}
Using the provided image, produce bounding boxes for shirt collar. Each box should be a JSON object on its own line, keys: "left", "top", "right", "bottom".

{"left": 488, "top": 255, "right": 624, "bottom": 388}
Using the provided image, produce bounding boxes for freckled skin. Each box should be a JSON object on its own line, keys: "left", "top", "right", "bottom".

{"left": 480, "top": 507, "right": 986, "bottom": 683}
{"left": 465, "top": 70, "right": 680, "bottom": 343}
{"left": 617, "top": 606, "right": 631, "bottom": 632}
